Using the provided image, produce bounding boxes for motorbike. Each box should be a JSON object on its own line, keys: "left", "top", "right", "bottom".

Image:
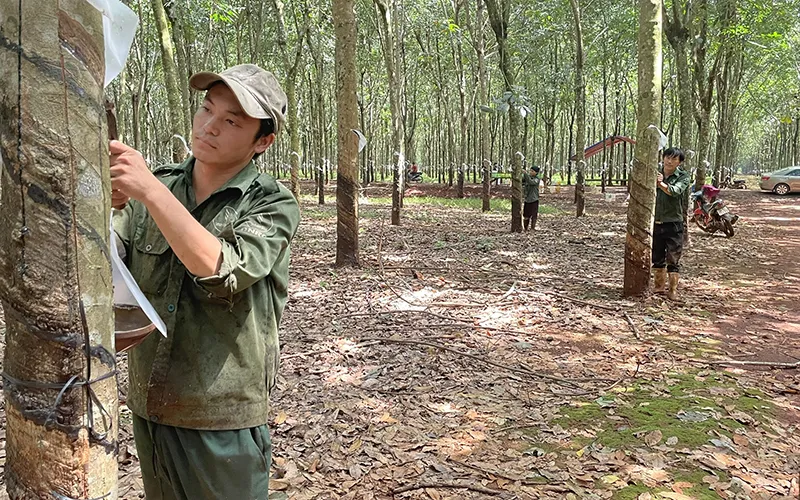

{"left": 720, "top": 176, "right": 747, "bottom": 189}
{"left": 691, "top": 186, "right": 738, "bottom": 237}
{"left": 407, "top": 171, "right": 423, "bottom": 182}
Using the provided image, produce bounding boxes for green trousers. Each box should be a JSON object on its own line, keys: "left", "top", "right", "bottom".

{"left": 132, "top": 414, "right": 271, "bottom": 500}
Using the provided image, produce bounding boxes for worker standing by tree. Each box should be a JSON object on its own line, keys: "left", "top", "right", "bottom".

{"left": 111, "top": 64, "right": 300, "bottom": 499}
{"left": 522, "top": 166, "right": 541, "bottom": 231}
{"left": 652, "top": 147, "right": 690, "bottom": 300}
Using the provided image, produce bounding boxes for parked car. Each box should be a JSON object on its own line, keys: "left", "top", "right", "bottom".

{"left": 759, "top": 166, "right": 800, "bottom": 195}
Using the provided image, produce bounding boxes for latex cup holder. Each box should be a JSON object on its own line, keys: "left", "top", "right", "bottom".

{"left": 114, "top": 304, "right": 156, "bottom": 352}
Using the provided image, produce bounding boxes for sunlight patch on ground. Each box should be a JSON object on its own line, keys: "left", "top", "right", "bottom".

{"left": 386, "top": 286, "right": 440, "bottom": 309}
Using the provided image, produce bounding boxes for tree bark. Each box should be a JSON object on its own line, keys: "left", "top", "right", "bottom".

{"left": 450, "top": 0, "right": 468, "bottom": 199}
{"left": 664, "top": 0, "right": 693, "bottom": 162}
{"left": 570, "top": 0, "right": 586, "bottom": 217}
{"left": 624, "top": 0, "right": 663, "bottom": 297}
{"left": 334, "top": 0, "right": 360, "bottom": 266}
{"left": 271, "top": 0, "right": 308, "bottom": 200}
{"left": 308, "top": 24, "right": 327, "bottom": 205}
{"left": 151, "top": 0, "right": 184, "bottom": 162}
{"left": 0, "top": 1, "right": 118, "bottom": 497}
{"left": 374, "top": 0, "right": 405, "bottom": 226}
{"left": 485, "top": 0, "right": 522, "bottom": 232}
{"left": 664, "top": 0, "right": 693, "bottom": 244}
{"left": 478, "top": 0, "right": 491, "bottom": 213}
{"left": 543, "top": 40, "right": 558, "bottom": 186}
{"left": 692, "top": 0, "right": 718, "bottom": 190}
{"left": 164, "top": 1, "right": 193, "bottom": 139}
{"left": 713, "top": 0, "right": 744, "bottom": 186}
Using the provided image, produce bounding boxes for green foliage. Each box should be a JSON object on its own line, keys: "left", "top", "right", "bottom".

{"left": 114, "top": 0, "right": 800, "bottom": 177}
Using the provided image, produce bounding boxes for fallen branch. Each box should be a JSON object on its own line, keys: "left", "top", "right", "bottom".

{"left": 420, "top": 322, "right": 540, "bottom": 337}
{"left": 623, "top": 312, "right": 641, "bottom": 340}
{"left": 338, "top": 309, "right": 536, "bottom": 336}
{"left": 358, "top": 337, "right": 595, "bottom": 388}
{"left": 393, "top": 481, "right": 503, "bottom": 495}
{"left": 497, "top": 280, "right": 518, "bottom": 302}
{"left": 447, "top": 458, "right": 522, "bottom": 483}
{"left": 432, "top": 233, "right": 516, "bottom": 251}
{"left": 422, "top": 301, "right": 489, "bottom": 308}
{"left": 705, "top": 359, "right": 800, "bottom": 369}
{"left": 547, "top": 291, "right": 620, "bottom": 312}
{"left": 601, "top": 361, "right": 641, "bottom": 392}
{"left": 494, "top": 422, "right": 539, "bottom": 433}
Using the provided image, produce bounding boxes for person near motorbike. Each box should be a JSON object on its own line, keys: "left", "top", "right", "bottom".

{"left": 653, "top": 148, "right": 691, "bottom": 300}
{"left": 407, "top": 162, "right": 422, "bottom": 182}
{"left": 691, "top": 184, "right": 720, "bottom": 214}
{"left": 691, "top": 184, "right": 739, "bottom": 232}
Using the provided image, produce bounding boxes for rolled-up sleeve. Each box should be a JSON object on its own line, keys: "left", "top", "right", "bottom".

{"left": 667, "top": 173, "right": 691, "bottom": 197}
{"left": 192, "top": 186, "right": 300, "bottom": 301}
{"left": 112, "top": 203, "right": 134, "bottom": 262}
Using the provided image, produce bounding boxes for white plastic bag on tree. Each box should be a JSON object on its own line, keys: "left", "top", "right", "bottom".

{"left": 86, "top": 0, "right": 139, "bottom": 87}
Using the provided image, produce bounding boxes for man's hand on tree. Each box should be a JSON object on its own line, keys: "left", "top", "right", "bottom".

{"left": 110, "top": 140, "right": 160, "bottom": 205}
{"left": 657, "top": 173, "right": 664, "bottom": 184}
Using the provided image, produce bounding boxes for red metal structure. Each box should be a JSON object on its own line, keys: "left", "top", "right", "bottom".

{"left": 569, "top": 135, "right": 636, "bottom": 162}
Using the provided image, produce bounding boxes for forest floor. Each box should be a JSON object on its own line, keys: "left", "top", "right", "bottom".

{"left": 1, "top": 182, "right": 799, "bottom": 499}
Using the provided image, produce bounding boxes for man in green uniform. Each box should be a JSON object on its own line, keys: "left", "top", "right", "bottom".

{"left": 522, "top": 166, "right": 541, "bottom": 231}
{"left": 653, "top": 147, "right": 691, "bottom": 300}
{"left": 111, "top": 64, "right": 300, "bottom": 499}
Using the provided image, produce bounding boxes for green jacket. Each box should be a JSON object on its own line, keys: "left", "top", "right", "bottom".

{"left": 654, "top": 167, "right": 690, "bottom": 223}
{"left": 113, "top": 157, "right": 300, "bottom": 430}
{"left": 522, "top": 171, "right": 540, "bottom": 203}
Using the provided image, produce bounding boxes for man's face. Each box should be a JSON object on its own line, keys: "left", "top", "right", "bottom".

{"left": 192, "top": 84, "right": 273, "bottom": 167}
{"left": 663, "top": 155, "right": 681, "bottom": 173}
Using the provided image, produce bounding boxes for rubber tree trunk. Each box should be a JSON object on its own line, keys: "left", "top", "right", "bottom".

{"left": 151, "top": 0, "right": 184, "bottom": 162}
{"left": 270, "top": 0, "right": 306, "bottom": 200}
{"left": 570, "top": 0, "right": 586, "bottom": 217}
{"left": 165, "top": 2, "right": 193, "bottom": 138}
{"left": 624, "top": 0, "right": 663, "bottom": 297}
{"left": 477, "top": 31, "right": 491, "bottom": 217}
{"left": 692, "top": 0, "right": 717, "bottom": 190}
{"left": 664, "top": 0, "right": 693, "bottom": 245}
{"left": 309, "top": 22, "right": 327, "bottom": 204}
{"left": 0, "top": 1, "right": 118, "bottom": 498}
{"left": 375, "top": 0, "right": 405, "bottom": 226}
{"left": 334, "top": 0, "right": 360, "bottom": 266}
{"left": 485, "top": 0, "right": 522, "bottom": 231}
{"left": 452, "top": 0, "right": 467, "bottom": 200}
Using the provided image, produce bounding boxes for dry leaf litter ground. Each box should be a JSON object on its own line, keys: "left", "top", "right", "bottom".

{"left": 0, "top": 183, "right": 798, "bottom": 500}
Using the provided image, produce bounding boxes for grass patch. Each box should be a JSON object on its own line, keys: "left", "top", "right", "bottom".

{"left": 675, "top": 469, "right": 729, "bottom": 499}
{"left": 613, "top": 469, "right": 729, "bottom": 499}
{"left": 364, "top": 195, "right": 562, "bottom": 214}
{"left": 613, "top": 484, "right": 652, "bottom": 500}
{"left": 555, "top": 371, "right": 772, "bottom": 451}
{"left": 300, "top": 206, "right": 334, "bottom": 219}
{"left": 300, "top": 205, "right": 382, "bottom": 220}
{"left": 302, "top": 193, "right": 563, "bottom": 216}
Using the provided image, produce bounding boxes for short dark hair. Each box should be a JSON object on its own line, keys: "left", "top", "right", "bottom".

{"left": 663, "top": 147, "right": 685, "bottom": 162}
{"left": 531, "top": 166, "right": 541, "bottom": 173}
{"left": 252, "top": 118, "right": 275, "bottom": 160}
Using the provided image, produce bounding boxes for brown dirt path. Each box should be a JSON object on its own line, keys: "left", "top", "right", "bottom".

{"left": 1, "top": 182, "right": 798, "bottom": 500}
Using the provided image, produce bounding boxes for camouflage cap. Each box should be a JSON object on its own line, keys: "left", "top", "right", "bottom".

{"left": 189, "top": 64, "right": 287, "bottom": 134}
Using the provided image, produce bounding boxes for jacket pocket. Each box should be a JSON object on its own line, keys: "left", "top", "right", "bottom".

{"left": 131, "top": 215, "right": 171, "bottom": 295}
